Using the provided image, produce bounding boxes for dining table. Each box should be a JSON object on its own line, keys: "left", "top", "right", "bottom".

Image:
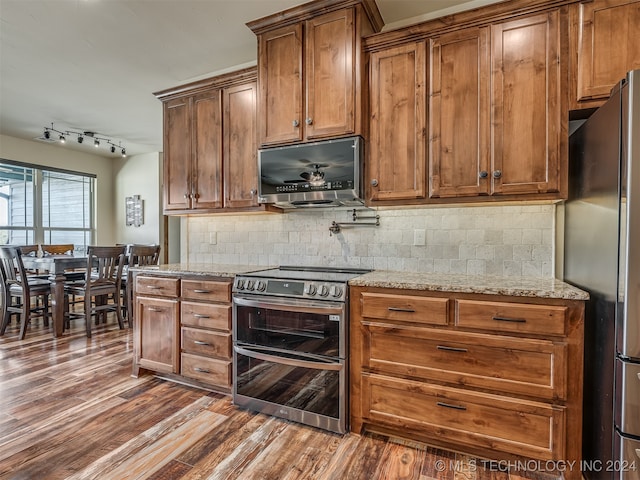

{"left": 21, "top": 254, "right": 88, "bottom": 337}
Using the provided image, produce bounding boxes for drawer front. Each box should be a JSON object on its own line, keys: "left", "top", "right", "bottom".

{"left": 181, "top": 301, "right": 231, "bottom": 331}
{"left": 135, "top": 276, "right": 179, "bottom": 297}
{"left": 361, "top": 293, "right": 448, "bottom": 326}
{"left": 181, "top": 352, "right": 231, "bottom": 387}
{"left": 363, "top": 324, "right": 567, "bottom": 400}
{"left": 181, "top": 279, "right": 231, "bottom": 302}
{"left": 181, "top": 327, "right": 231, "bottom": 359}
{"left": 362, "top": 373, "right": 565, "bottom": 461}
{"left": 456, "top": 299, "right": 567, "bottom": 336}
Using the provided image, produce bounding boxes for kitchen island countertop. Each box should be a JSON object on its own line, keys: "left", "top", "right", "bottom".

{"left": 348, "top": 270, "right": 589, "bottom": 301}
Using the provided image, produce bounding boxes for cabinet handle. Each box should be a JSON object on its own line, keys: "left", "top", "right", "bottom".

{"left": 493, "top": 170, "right": 502, "bottom": 179}
{"left": 194, "top": 367, "right": 210, "bottom": 373}
{"left": 184, "top": 193, "right": 189, "bottom": 199}
{"left": 388, "top": 307, "right": 415, "bottom": 313}
{"left": 193, "top": 289, "right": 211, "bottom": 294}
{"left": 193, "top": 340, "right": 210, "bottom": 346}
{"left": 305, "top": 117, "right": 313, "bottom": 125}
{"left": 492, "top": 315, "right": 527, "bottom": 323}
{"left": 437, "top": 345, "right": 468, "bottom": 353}
{"left": 292, "top": 119, "right": 300, "bottom": 127}
{"left": 147, "top": 307, "right": 163, "bottom": 312}
{"left": 479, "top": 171, "right": 488, "bottom": 179}
{"left": 146, "top": 285, "right": 161, "bottom": 290}
{"left": 371, "top": 179, "right": 379, "bottom": 187}
{"left": 193, "top": 313, "right": 210, "bottom": 319}
{"left": 437, "top": 401, "right": 467, "bottom": 411}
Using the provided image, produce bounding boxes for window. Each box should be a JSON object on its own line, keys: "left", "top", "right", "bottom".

{"left": 0, "top": 161, "right": 95, "bottom": 251}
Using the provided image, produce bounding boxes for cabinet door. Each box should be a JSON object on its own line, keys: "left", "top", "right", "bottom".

{"left": 576, "top": 0, "right": 640, "bottom": 102}
{"left": 191, "top": 89, "right": 223, "bottom": 210}
{"left": 163, "top": 97, "right": 191, "bottom": 211}
{"left": 305, "top": 8, "right": 355, "bottom": 140}
{"left": 224, "top": 82, "right": 258, "bottom": 208}
{"left": 258, "top": 24, "right": 303, "bottom": 146}
{"left": 368, "top": 42, "right": 426, "bottom": 201}
{"left": 429, "top": 27, "right": 490, "bottom": 198}
{"left": 135, "top": 296, "right": 179, "bottom": 374}
{"left": 491, "top": 11, "right": 561, "bottom": 195}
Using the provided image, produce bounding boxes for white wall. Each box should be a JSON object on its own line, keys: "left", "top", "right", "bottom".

{"left": 0, "top": 134, "right": 116, "bottom": 244}
{"left": 186, "top": 203, "right": 558, "bottom": 278}
{"left": 113, "top": 151, "right": 162, "bottom": 246}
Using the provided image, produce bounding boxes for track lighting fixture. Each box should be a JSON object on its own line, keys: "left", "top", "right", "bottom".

{"left": 42, "top": 123, "right": 127, "bottom": 157}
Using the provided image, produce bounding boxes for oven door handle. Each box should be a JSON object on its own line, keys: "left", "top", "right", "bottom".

{"left": 234, "top": 345, "right": 343, "bottom": 371}
{"left": 233, "top": 295, "right": 344, "bottom": 316}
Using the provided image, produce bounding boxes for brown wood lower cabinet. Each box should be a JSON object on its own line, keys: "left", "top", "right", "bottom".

{"left": 132, "top": 273, "right": 233, "bottom": 393}
{"left": 350, "top": 286, "right": 584, "bottom": 480}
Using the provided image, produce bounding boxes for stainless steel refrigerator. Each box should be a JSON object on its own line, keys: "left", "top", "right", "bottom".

{"left": 565, "top": 69, "right": 640, "bottom": 480}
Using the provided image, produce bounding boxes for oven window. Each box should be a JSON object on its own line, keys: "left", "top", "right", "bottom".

{"left": 235, "top": 351, "right": 341, "bottom": 419}
{"left": 235, "top": 305, "right": 340, "bottom": 357}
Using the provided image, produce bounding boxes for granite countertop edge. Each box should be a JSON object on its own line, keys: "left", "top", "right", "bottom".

{"left": 129, "top": 264, "right": 589, "bottom": 301}
{"left": 348, "top": 271, "right": 589, "bottom": 301}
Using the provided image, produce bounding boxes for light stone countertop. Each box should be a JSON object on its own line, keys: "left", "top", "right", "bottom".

{"left": 130, "top": 263, "right": 269, "bottom": 278}
{"left": 130, "top": 264, "right": 589, "bottom": 301}
{"left": 348, "top": 270, "right": 589, "bottom": 301}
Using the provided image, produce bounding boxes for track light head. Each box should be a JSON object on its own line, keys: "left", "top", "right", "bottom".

{"left": 121, "top": 148, "right": 126, "bottom": 158}
{"left": 110, "top": 145, "right": 116, "bottom": 154}
{"left": 44, "top": 129, "right": 50, "bottom": 139}
{"left": 77, "top": 135, "right": 83, "bottom": 144}
{"left": 59, "top": 134, "right": 65, "bottom": 143}
{"left": 94, "top": 139, "right": 100, "bottom": 147}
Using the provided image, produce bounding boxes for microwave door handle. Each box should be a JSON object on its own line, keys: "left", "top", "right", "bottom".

{"left": 233, "top": 295, "right": 344, "bottom": 316}
{"left": 234, "top": 345, "right": 342, "bottom": 371}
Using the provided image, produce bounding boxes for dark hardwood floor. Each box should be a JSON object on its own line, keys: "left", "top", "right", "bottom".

{"left": 0, "top": 314, "right": 558, "bottom": 480}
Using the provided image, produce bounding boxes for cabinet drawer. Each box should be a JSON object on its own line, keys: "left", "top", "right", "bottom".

{"left": 456, "top": 299, "right": 567, "bottom": 336}
{"left": 363, "top": 323, "right": 567, "bottom": 400}
{"left": 181, "top": 302, "right": 231, "bottom": 331}
{"left": 135, "top": 276, "right": 179, "bottom": 297}
{"left": 361, "top": 293, "right": 448, "bottom": 326}
{"left": 181, "top": 352, "right": 231, "bottom": 387}
{"left": 362, "top": 373, "right": 565, "bottom": 461}
{"left": 181, "top": 327, "right": 231, "bottom": 359}
{"left": 182, "top": 279, "right": 231, "bottom": 302}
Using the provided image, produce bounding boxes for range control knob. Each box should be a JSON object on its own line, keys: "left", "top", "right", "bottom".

{"left": 246, "top": 280, "right": 255, "bottom": 291}
{"left": 330, "top": 285, "right": 343, "bottom": 298}
{"left": 256, "top": 280, "right": 266, "bottom": 292}
{"left": 305, "top": 283, "right": 318, "bottom": 296}
{"left": 236, "top": 279, "right": 245, "bottom": 290}
{"left": 319, "top": 285, "right": 330, "bottom": 297}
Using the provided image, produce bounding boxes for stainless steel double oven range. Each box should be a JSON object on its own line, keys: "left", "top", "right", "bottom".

{"left": 231, "top": 266, "right": 369, "bottom": 434}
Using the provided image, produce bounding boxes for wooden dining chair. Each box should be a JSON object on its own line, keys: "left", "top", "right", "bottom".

{"left": 64, "top": 245, "right": 126, "bottom": 338}
{"left": 121, "top": 244, "right": 161, "bottom": 326}
{"left": 0, "top": 246, "right": 51, "bottom": 339}
{"left": 40, "top": 244, "right": 74, "bottom": 255}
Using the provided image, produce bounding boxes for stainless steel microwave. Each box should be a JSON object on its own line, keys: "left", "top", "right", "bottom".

{"left": 257, "top": 136, "right": 363, "bottom": 209}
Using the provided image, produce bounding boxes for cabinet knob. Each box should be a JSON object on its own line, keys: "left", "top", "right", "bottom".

{"left": 493, "top": 170, "right": 502, "bottom": 179}
{"left": 479, "top": 171, "right": 488, "bottom": 179}
{"left": 184, "top": 193, "right": 189, "bottom": 199}
{"left": 305, "top": 117, "right": 313, "bottom": 125}
{"left": 292, "top": 119, "right": 300, "bottom": 127}
{"left": 250, "top": 189, "right": 257, "bottom": 197}
{"left": 371, "top": 179, "right": 379, "bottom": 187}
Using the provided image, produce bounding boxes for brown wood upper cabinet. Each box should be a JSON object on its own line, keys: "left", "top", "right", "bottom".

{"left": 162, "top": 89, "right": 223, "bottom": 212}
{"left": 367, "top": 5, "right": 564, "bottom": 204}
{"left": 155, "top": 69, "right": 266, "bottom": 215}
{"left": 368, "top": 42, "right": 427, "bottom": 201}
{"left": 429, "top": 27, "right": 491, "bottom": 198}
{"left": 248, "top": 1, "right": 382, "bottom": 147}
{"left": 572, "top": 0, "right": 640, "bottom": 107}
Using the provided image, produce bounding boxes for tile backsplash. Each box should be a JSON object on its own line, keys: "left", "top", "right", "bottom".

{"left": 185, "top": 203, "right": 556, "bottom": 277}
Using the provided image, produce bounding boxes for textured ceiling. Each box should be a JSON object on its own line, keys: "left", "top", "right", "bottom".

{"left": 0, "top": 0, "right": 502, "bottom": 158}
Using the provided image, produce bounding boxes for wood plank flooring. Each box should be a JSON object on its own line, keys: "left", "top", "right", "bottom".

{"left": 0, "top": 315, "right": 560, "bottom": 480}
